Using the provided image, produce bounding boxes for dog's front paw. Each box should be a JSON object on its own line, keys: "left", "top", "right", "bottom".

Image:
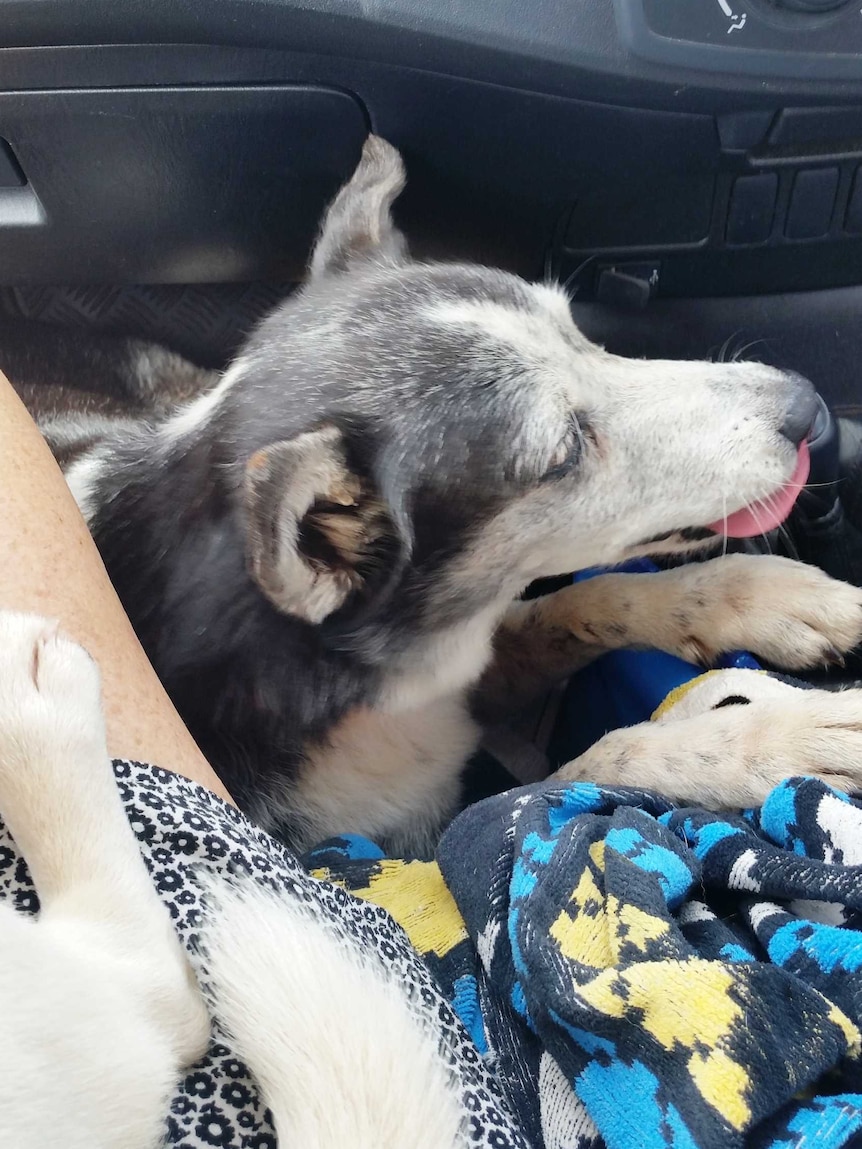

{"left": 555, "top": 722, "right": 775, "bottom": 809}
{"left": 0, "top": 612, "right": 106, "bottom": 779}
{"left": 555, "top": 724, "right": 716, "bottom": 802}
{"left": 556, "top": 684, "right": 862, "bottom": 809}
{"left": 676, "top": 554, "right": 862, "bottom": 670}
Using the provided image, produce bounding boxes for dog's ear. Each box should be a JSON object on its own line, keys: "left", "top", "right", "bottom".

{"left": 243, "top": 424, "right": 408, "bottom": 625}
{"left": 309, "top": 135, "right": 408, "bottom": 279}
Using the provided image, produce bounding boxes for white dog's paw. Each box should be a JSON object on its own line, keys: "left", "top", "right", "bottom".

{"left": 0, "top": 611, "right": 105, "bottom": 777}
{"left": 673, "top": 554, "right": 862, "bottom": 670}
{"left": 556, "top": 683, "right": 862, "bottom": 809}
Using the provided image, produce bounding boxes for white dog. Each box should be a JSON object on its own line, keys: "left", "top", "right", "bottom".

{"left": 0, "top": 613, "right": 466, "bottom": 1149}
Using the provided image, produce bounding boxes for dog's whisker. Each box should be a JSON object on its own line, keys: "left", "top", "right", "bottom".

{"left": 541, "top": 260, "right": 573, "bottom": 303}
{"left": 776, "top": 523, "right": 800, "bottom": 561}
{"left": 803, "top": 478, "right": 845, "bottom": 492}
{"left": 713, "top": 331, "right": 741, "bottom": 364}
{"left": 729, "top": 339, "right": 767, "bottom": 364}
{"left": 764, "top": 487, "right": 798, "bottom": 557}
{"left": 744, "top": 493, "right": 774, "bottom": 556}
{"left": 721, "top": 494, "right": 729, "bottom": 559}
{"left": 572, "top": 413, "right": 588, "bottom": 456}
{"left": 561, "top": 254, "right": 596, "bottom": 295}
{"left": 758, "top": 491, "right": 780, "bottom": 529}
{"left": 757, "top": 486, "right": 802, "bottom": 560}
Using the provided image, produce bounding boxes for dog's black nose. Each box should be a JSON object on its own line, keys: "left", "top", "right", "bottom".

{"left": 779, "top": 372, "right": 820, "bottom": 446}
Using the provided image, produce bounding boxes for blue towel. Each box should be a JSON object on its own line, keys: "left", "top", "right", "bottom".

{"left": 307, "top": 671, "right": 862, "bottom": 1149}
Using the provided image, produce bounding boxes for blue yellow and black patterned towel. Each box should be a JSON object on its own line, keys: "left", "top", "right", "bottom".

{"left": 306, "top": 674, "right": 862, "bottom": 1149}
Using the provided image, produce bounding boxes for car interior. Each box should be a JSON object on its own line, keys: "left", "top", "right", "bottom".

{"left": 4, "top": 11, "right": 862, "bottom": 1141}
{"left": 0, "top": 2, "right": 858, "bottom": 361}
{"left": 2, "top": 1, "right": 862, "bottom": 738}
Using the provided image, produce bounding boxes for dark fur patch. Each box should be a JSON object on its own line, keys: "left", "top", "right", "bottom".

{"left": 637, "top": 526, "right": 717, "bottom": 548}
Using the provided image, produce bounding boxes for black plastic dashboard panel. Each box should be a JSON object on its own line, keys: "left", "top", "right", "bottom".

{"left": 0, "top": 1, "right": 859, "bottom": 292}
{"left": 0, "top": 0, "right": 862, "bottom": 106}
{"left": 0, "top": 86, "right": 367, "bottom": 283}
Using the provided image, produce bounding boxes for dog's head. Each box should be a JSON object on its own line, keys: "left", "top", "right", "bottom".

{"left": 212, "top": 137, "right": 816, "bottom": 637}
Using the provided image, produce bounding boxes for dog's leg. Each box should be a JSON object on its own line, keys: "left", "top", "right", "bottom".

{"left": 556, "top": 670, "right": 862, "bottom": 808}
{"left": 0, "top": 612, "right": 209, "bottom": 1149}
{"left": 476, "top": 554, "right": 862, "bottom": 721}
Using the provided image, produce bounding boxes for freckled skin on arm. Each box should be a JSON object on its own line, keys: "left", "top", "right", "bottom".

{"left": 0, "top": 370, "right": 234, "bottom": 803}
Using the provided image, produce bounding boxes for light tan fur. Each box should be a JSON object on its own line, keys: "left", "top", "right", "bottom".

{"left": 297, "top": 693, "right": 480, "bottom": 856}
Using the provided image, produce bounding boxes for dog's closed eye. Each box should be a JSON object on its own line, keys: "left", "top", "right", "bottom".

{"left": 541, "top": 414, "right": 589, "bottom": 483}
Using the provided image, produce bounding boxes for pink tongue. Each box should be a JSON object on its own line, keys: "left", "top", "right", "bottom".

{"left": 706, "top": 439, "right": 810, "bottom": 538}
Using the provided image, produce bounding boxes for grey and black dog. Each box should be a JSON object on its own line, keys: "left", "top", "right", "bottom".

{"left": 8, "top": 136, "right": 862, "bottom": 853}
